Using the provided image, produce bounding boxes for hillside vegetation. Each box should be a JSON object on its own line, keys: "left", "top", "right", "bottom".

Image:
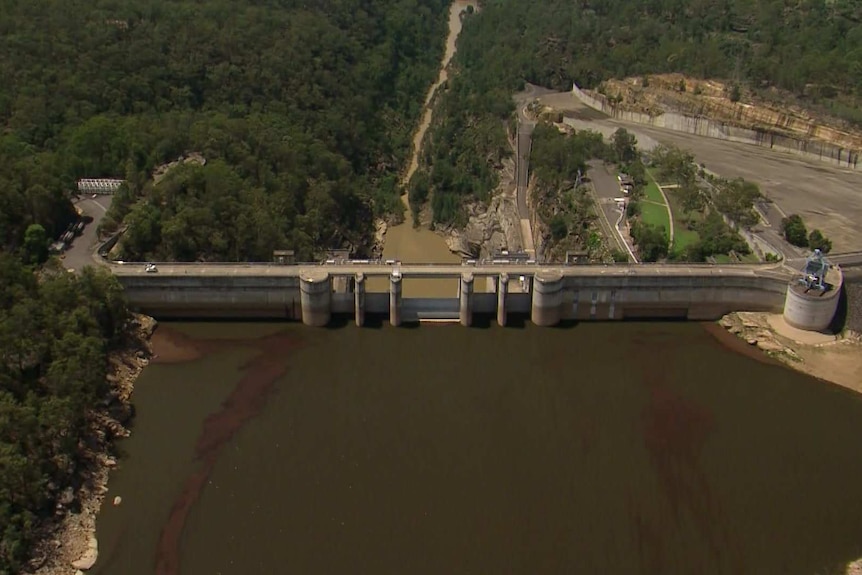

{"left": 0, "top": 0, "right": 450, "bottom": 261}
{"left": 0, "top": 259, "right": 129, "bottom": 573}
{"left": 420, "top": 0, "right": 862, "bottom": 224}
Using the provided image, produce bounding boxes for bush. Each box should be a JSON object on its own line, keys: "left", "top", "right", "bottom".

{"left": 729, "top": 84, "right": 742, "bottom": 103}
{"left": 611, "top": 249, "right": 629, "bottom": 262}
{"left": 630, "top": 221, "right": 668, "bottom": 262}
{"left": 781, "top": 214, "right": 809, "bottom": 247}
{"left": 549, "top": 214, "right": 568, "bottom": 240}
{"left": 808, "top": 229, "right": 832, "bottom": 254}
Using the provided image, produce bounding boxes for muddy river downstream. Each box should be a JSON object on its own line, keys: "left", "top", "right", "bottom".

{"left": 93, "top": 320, "right": 862, "bottom": 575}
{"left": 376, "top": 0, "right": 477, "bottom": 298}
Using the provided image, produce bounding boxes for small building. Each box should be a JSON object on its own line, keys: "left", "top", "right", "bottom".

{"left": 77, "top": 179, "right": 125, "bottom": 195}
{"left": 565, "top": 250, "right": 590, "bottom": 264}
{"left": 273, "top": 250, "right": 295, "bottom": 265}
{"left": 618, "top": 174, "right": 634, "bottom": 189}
{"left": 493, "top": 250, "right": 530, "bottom": 262}
{"left": 325, "top": 249, "right": 351, "bottom": 263}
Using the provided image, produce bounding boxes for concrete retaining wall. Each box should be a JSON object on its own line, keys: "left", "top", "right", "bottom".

{"left": 571, "top": 83, "right": 861, "bottom": 171}
{"left": 117, "top": 271, "right": 788, "bottom": 323}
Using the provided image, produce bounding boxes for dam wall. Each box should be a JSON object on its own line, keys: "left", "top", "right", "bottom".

{"left": 571, "top": 83, "right": 861, "bottom": 171}
{"left": 116, "top": 266, "right": 789, "bottom": 325}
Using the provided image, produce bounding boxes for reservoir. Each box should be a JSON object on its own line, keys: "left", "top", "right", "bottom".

{"left": 93, "top": 320, "right": 862, "bottom": 575}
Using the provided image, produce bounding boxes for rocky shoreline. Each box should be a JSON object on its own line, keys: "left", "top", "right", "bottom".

{"left": 717, "top": 311, "right": 862, "bottom": 394}
{"left": 28, "top": 314, "right": 156, "bottom": 575}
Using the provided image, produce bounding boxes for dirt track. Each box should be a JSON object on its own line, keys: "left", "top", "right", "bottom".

{"left": 538, "top": 92, "right": 862, "bottom": 252}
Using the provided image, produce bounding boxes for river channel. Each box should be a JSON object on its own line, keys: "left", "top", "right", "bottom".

{"left": 93, "top": 320, "right": 862, "bottom": 575}
{"left": 376, "top": 0, "right": 477, "bottom": 298}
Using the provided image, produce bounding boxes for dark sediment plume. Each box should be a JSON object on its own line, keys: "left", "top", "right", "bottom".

{"left": 629, "top": 329, "right": 743, "bottom": 574}
{"left": 151, "top": 327, "right": 301, "bottom": 575}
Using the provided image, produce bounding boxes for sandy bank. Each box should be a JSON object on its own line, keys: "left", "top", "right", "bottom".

{"left": 28, "top": 314, "right": 156, "bottom": 575}
{"left": 715, "top": 312, "right": 862, "bottom": 394}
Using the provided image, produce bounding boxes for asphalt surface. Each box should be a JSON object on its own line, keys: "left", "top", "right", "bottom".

{"left": 110, "top": 260, "right": 790, "bottom": 280}
{"left": 539, "top": 91, "right": 862, "bottom": 252}
{"left": 63, "top": 195, "right": 113, "bottom": 271}
{"left": 587, "top": 160, "right": 629, "bottom": 255}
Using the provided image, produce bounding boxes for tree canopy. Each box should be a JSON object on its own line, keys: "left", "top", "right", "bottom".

{"left": 0, "top": 258, "right": 129, "bottom": 573}
{"left": 415, "top": 0, "right": 862, "bottom": 225}
{"left": 0, "top": 0, "right": 451, "bottom": 261}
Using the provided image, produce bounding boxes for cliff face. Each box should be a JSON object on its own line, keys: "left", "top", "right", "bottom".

{"left": 599, "top": 74, "right": 862, "bottom": 152}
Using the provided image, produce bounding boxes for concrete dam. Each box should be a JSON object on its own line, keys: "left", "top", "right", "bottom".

{"left": 108, "top": 260, "right": 844, "bottom": 331}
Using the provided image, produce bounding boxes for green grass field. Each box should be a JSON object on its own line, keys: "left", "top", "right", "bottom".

{"left": 640, "top": 201, "right": 670, "bottom": 237}
{"left": 650, "top": 171, "right": 700, "bottom": 253}
{"left": 644, "top": 178, "right": 665, "bottom": 205}
{"left": 639, "top": 172, "right": 671, "bottom": 240}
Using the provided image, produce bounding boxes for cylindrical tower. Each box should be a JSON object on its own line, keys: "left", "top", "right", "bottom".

{"left": 354, "top": 272, "right": 366, "bottom": 327}
{"left": 497, "top": 272, "right": 509, "bottom": 327}
{"left": 459, "top": 272, "right": 474, "bottom": 327}
{"left": 531, "top": 270, "right": 564, "bottom": 327}
{"left": 783, "top": 253, "right": 843, "bottom": 332}
{"left": 300, "top": 270, "right": 332, "bottom": 327}
{"left": 389, "top": 271, "right": 403, "bottom": 327}
{"left": 783, "top": 273, "right": 842, "bottom": 331}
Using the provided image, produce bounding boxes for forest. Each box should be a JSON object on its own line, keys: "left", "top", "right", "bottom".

{"left": 419, "top": 0, "right": 862, "bottom": 226}
{"left": 0, "top": 259, "right": 128, "bottom": 573}
{"left": 0, "top": 0, "right": 454, "bottom": 570}
{"left": 0, "top": 0, "right": 451, "bottom": 261}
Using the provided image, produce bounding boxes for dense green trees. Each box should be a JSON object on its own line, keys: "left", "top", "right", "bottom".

{"left": 0, "top": 258, "right": 129, "bottom": 573}
{"left": 782, "top": 214, "right": 833, "bottom": 252}
{"left": 529, "top": 126, "right": 609, "bottom": 259}
{"left": 416, "top": 0, "right": 862, "bottom": 226}
{"left": 630, "top": 222, "right": 669, "bottom": 262}
{"left": 0, "top": 0, "right": 451, "bottom": 261}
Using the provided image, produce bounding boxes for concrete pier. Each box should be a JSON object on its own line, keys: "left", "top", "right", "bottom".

{"left": 354, "top": 272, "right": 366, "bottom": 327}
{"left": 497, "top": 273, "right": 509, "bottom": 327}
{"left": 531, "top": 270, "right": 563, "bottom": 327}
{"left": 300, "top": 270, "right": 332, "bottom": 327}
{"left": 389, "top": 271, "right": 402, "bottom": 327}
{"left": 459, "top": 272, "right": 474, "bottom": 327}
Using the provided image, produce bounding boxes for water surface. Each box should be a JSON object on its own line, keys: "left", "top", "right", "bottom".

{"left": 94, "top": 321, "right": 862, "bottom": 575}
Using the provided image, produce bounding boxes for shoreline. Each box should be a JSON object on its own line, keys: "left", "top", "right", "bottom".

{"left": 25, "top": 311, "right": 860, "bottom": 573}
{"left": 29, "top": 313, "right": 156, "bottom": 575}
{"left": 713, "top": 311, "right": 862, "bottom": 395}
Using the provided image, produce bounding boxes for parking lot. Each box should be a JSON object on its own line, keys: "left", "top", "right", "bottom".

{"left": 63, "top": 194, "right": 113, "bottom": 271}
{"left": 540, "top": 91, "right": 862, "bottom": 252}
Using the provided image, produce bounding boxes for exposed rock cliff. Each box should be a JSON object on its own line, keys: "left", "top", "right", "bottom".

{"left": 599, "top": 74, "right": 862, "bottom": 152}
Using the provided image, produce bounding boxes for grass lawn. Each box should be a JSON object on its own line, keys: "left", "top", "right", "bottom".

{"left": 640, "top": 201, "right": 670, "bottom": 238}
{"left": 638, "top": 171, "right": 671, "bottom": 240}
{"left": 644, "top": 178, "right": 666, "bottom": 205}
{"left": 658, "top": 179, "right": 701, "bottom": 253}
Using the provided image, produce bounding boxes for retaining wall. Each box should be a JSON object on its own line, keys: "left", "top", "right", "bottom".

{"left": 117, "top": 271, "right": 788, "bottom": 323}
{"left": 571, "top": 84, "right": 861, "bottom": 171}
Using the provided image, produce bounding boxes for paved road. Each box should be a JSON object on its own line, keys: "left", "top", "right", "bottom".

{"left": 539, "top": 91, "right": 862, "bottom": 252}
{"left": 516, "top": 122, "right": 533, "bottom": 218}
{"left": 587, "top": 160, "right": 633, "bottom": 258}
{"left": 63, "top": 195, "right": 113, "bottom": 271}
{"left": 110, "top": 260, "right": 791, "bottom": 280}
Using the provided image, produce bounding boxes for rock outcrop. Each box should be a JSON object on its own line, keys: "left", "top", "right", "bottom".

{"left": 443, "top": 168, "right": 523, "bottom": 259}
{"left": 599, "top": 74, "right": 862, "bottom": 152}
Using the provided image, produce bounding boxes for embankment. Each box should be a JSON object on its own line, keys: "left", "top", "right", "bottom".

{"left": 571, "top": 83, "right": 861, "bottom": 171}
{"left": 31, "top": 314, "right": 156, "bottom": 575}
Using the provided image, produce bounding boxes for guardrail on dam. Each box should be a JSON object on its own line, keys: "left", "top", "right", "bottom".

{"left": 110, "top": 261, "right": 812, "bottom": 327}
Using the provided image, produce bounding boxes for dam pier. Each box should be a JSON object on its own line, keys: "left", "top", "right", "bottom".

{"left": 109, "top": 254, "right": 848, "bottom": 332}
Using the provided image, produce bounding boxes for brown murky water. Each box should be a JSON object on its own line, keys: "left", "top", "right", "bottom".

{"left": 376, "top": 0, "right": 478, "bottom": 298}
{"left": 94, "top": 321, "right": 862, "bottom": 575}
